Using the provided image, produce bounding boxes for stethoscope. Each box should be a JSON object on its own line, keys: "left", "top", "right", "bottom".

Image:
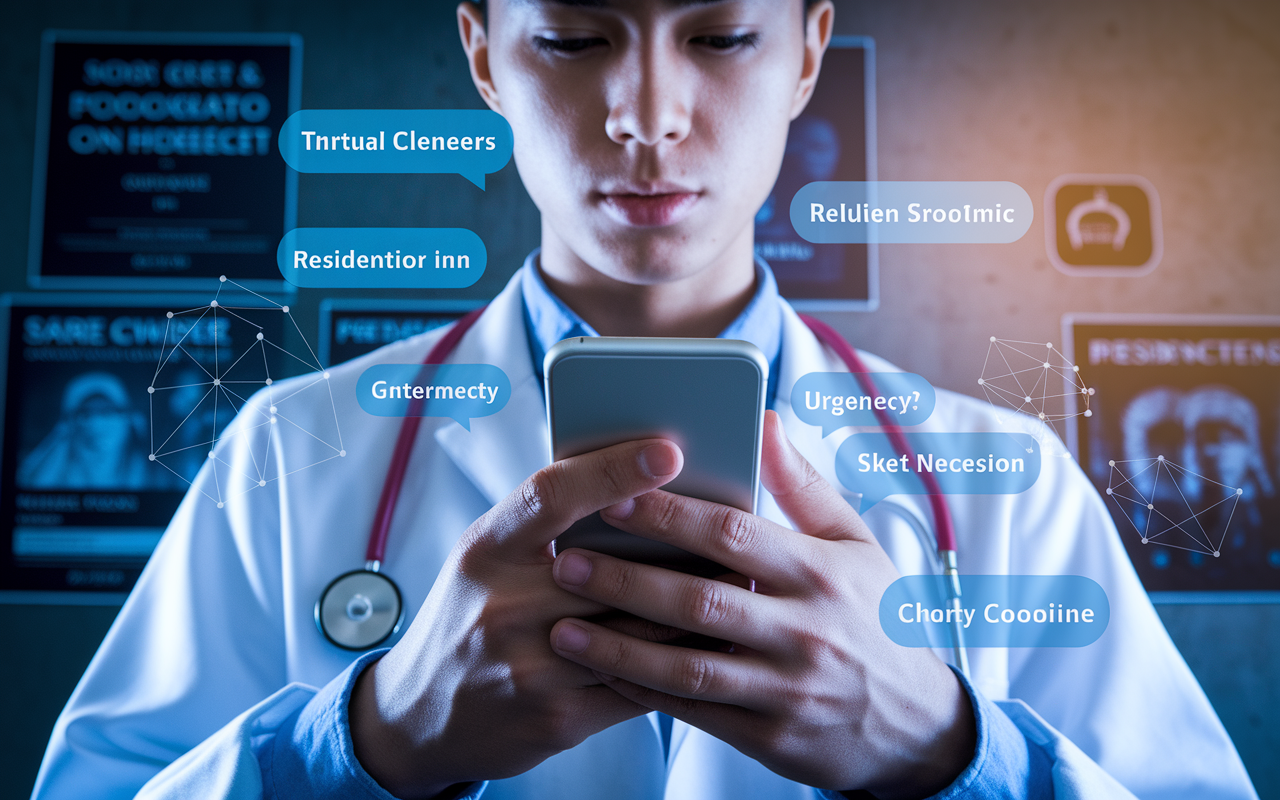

{"left": 316, "top": 306, "right": 969, "bottom": 677}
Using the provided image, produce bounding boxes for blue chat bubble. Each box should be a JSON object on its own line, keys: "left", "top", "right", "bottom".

{"left": 879, "top": 575, "right": 1109, "bottom": 648}
{"left": 790, "top": 181, "right": 1034, "bottom": 244}
{"left": 357, "top": 364, "right": 511, "bottom": 430}
{"left": 792, "top": 372, "right": 935, "bottom": 435}
{"left": 278, "top": 228, "right": 485, "bottom": 289}
{"left": 835, "top": 431, "right": 1041, "bottom": 510}
{"left": 278, "top": 109, "right": 514, "bottom": 189}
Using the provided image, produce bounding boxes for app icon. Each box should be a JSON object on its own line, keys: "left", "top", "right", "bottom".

{"left": 1045, "top": 174, "right": 1162, "bottom": 276}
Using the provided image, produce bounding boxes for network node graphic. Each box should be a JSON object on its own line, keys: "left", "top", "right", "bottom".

{"left": 147, "top": 277, "right": 344, "bottom": 506}
{"left": 1105, "top": 457, "right": 1242, "bottom": 556}
{"left": 978, "top": 337, "right": 1093, "bottom": 457}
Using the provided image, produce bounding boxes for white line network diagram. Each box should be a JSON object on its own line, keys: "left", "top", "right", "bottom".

{"left": 147, "top": 277, "right": 344, "bottom": 508}
{"left": 978, "top": 337, "right": 1094, "bottom": 458}
{"left": 1105, "top": 456, "right": 1243, "bottom": 557}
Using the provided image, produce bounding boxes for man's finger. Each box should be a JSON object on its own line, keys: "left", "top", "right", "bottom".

{"left": 553, "top": 549, "right": 779, "bottom": 651}
{"left": 599, "top": 490, "right": 810, "bottom": 590}
{"left": 591, "top": 674, "right": 760, "bottom": 747}
{"left": 479, "top": 439, "right": 683, "bottom": 554}
{"left": 759, "top": 410, "right": 875, "bottom": 543}
{"left": 549, "top": 618, "right": 771, "bottom": 710}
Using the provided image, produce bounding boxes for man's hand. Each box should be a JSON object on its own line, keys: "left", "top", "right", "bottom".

{"left": 349, "top": 438, "right": 684, "bottom": 799}
{"left": 547, "top": 411, "right": 976, "bottom": 800}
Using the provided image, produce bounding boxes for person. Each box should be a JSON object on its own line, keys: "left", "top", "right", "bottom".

{"left": 33, "top": 1, "right": 1257, "bottom": 798}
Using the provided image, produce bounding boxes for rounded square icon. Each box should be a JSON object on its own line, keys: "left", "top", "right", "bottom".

{"left": 1045, "top": 174, "right": 1163, "bottom": 276}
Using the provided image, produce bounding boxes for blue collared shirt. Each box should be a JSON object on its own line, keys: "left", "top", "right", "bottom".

{"left": 256, "top": 253, "right": 1053, "bottom": 800}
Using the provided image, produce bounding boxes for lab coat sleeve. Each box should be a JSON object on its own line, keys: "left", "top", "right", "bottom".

{"left": 999, "top": 448, "right": 1258, "bottom": 798}
{"left": 33, "top": 393, "right": 293, "bottom": 798}
{"left": 134, "top": 651, "right": 488, "bottom": 800}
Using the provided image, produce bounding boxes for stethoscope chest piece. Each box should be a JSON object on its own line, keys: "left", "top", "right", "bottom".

{"left": 315, "top": 568, "right": 404, "bottom": 650}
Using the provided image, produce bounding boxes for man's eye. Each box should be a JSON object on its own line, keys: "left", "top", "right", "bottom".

{"left": 532, "top": 36, "right": 607, "bottom": 53}
{"left": 690, "top": 32, "right": 761, "bottom": 50}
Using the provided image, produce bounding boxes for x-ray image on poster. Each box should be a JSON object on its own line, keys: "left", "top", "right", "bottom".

{"left": 28, "top": 31, "right": 301, "bottom": 290}
{"left": 0, "top": 295, "right": 283, "bottom": 597}
{"left": 1065, "top": 314, "right": 1280, "bottom": 595}
{"left": 753, "top": 37, "right": 875, "bottom": 310}
{"left": 318, "top": 299, "right": 480, "bottom": 367}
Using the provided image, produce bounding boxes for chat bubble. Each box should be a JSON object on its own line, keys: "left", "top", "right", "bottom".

{"left": 278, "top": 109, "right": 514, "bottom": 189}
{"left": 278, "top": 228, "right": 486, "bottom": 289}
{"left": 792, "top": 372, "right": 935, "bottom": 435}
{"left": 835, "top": 431, "right": 1041, "bottom": 510}
{"left": 879, "top": 574, "right": 1109, "bottom": 648}
{"left": 790, "top": 181, "right": 1034, "bottom": 244}
{"left": 356, "top": 363, "right": 511, "bottom": 430}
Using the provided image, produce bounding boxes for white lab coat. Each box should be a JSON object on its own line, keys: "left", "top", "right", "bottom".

{"left": 32, "top": 270, "right": 1257, "bottom": 800}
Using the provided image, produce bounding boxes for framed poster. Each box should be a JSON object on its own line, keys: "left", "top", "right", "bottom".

{"left": 1064, "top": 313, "right": 1280, "bottom": 601}
{"left": 318, "top": 298, "right": 481, "bottom": 367}
{"left": 0, "top": 293, "right": 286, "bottom": 603}
{"left": 755, "top": 36, "right": 877, "bottom": 311}
{"left": 28, "top": 30, "right": 302, "bottom": 291}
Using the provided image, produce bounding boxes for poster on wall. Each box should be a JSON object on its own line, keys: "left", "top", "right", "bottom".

{"left": 28, "top": 30, "right": 301, "bottom": 290}
{"left": 1065, "top": 314, "right": 1280, "bottom": 598}
{"left": 754, "top": 36, "right": 877, "bottom": 310}
{"left": 318, "top": 298, "right": 480, "bottom": 367}
{"left": 0, "top": 294, "right": 285, "bottom": 601}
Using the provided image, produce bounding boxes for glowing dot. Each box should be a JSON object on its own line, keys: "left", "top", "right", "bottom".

{"left": 265, "top": 378, "right": 273, "bottom": 385}
{"left": 210, "top": 300, "right": 218, "bottom": 307}
{"left": 1147, "top": 504, "right": 1154, "bottom": 510}
{"left": 1043, "top": 362, "right": 1051, "bottom": 369}
{"left": 282, "top": 306, "right": 290, "bottom": 313}
{"left": 217, "top": 502, "right": 225, "bottom": 509}
{"left": 1213, "top": 551, "right": 1220, "bottom": 558}
{"left": 147, "top": 386, "right": 154, "bottom": 394}
{"left": 1109, "top": 460, "right": 1116, "bottom": 467}
{"left": 1088, "top": 388, "right": 1095, "bottom": 395}
{"left": 148, "top": 454, "right": 155, "bottom": 461}
{"left": 339, "top": 450, "right": 347, "bottom": 457}
{"left": 978, "top": 378, "right": 985, "bottom": 385}
{"left": 166, "top": 311, "right": 174, "bottom": 318}
{"left": 1106, "top": 487, "right": 1113, "bottom": 495}
{"left": 1038, "top": 412, "right": 1046, "bottom": 420}
{"left": 1073, "top": 365, "right": 1080, "bottom": 372}
{"left": 1141, "top": 537, "right": 1149, "bottom": 544}
{"left": 219, "top": 275, "right": 227, "bottom": 282}
{"left": 270, "top": 417, "right": 277, "bottom": 424}
{"left": 1084, "top": 410, "right": 1093, "bottom": 417}
{"left": 208, "top": 451, "right": 215, "bottom": 459}
{"left": 1157, "top": 455, "right": 1165, "bottom": 461}
{"left": 258, "top": 480, "right": 266, "bottom": 487}
{"left": 990, "top": 336, "right": 997, "bottom": 342}
{"left": 270, "top": 405, "right": 277, "bottom": 413}
{"left": 323, "top": 371, "right": 331, "bottom": 379}
{"left": 1046, "top": 342, "right": 1053, "bottom": 348}
{"left": 257, "top": 332, "right": 264, "bottom": 340}
{"left": 213, "top": 378, "right": 220, "bottom": 386}
{"left": 1237, "top": 488, "right": 1244, "bottom": 495}
{"left": 1024, "top": 396, "right": 1032, "bottom": 403}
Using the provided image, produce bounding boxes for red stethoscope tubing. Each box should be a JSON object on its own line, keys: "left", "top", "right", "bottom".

{"left": 365, "top": 308, "right": 958, "bottom": 561}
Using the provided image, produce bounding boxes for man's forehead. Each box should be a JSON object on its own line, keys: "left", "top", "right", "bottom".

{"left": 504, "top": 0, "right": 735, "bottom": 9}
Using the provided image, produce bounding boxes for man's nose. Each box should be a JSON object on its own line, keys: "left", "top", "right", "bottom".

{"left": 604, "top": 42, "right": 693, "bottom": 147}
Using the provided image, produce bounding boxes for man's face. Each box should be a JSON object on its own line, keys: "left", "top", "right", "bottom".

{"left": 478, "top": 0, "right": 818, "bottom": 286}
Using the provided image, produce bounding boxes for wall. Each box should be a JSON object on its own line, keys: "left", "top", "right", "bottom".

{"left": 0, "top": 1, "right": 1276, "bottom": 797}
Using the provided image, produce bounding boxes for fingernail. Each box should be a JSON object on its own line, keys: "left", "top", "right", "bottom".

{"left": 601, "top": 498, "right": 635, "bottom": 520}
{"left": 638, "top": 443, "right": 679, "bottom": 478}
{"left": 556, "top": 552, "right": 592, "bottom": 586}
{"left": 592, "top": 669, "right": 618, "bottom": 684}
{"left": 555, "top": 622, "right": 590, "bottom": 654}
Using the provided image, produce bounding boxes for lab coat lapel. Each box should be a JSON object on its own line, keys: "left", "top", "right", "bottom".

{"left": 435, "top": 274, "right": 550, "bottom": 507}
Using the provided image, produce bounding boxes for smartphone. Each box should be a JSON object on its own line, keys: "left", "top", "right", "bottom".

{"left": 545, "top": 337, "right": 768, "bottom": 576}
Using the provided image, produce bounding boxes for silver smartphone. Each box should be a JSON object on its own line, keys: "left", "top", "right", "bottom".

{"left": 545, "top": 337, "right": 768, "bottom": 576}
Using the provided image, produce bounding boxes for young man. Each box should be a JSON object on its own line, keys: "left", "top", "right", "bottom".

{"left": 33, "top": 2, "right": 1256, "bottom": 799}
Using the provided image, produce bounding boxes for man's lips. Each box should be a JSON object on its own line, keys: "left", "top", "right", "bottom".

{"left": 599, "top": 191, "right": 701, "bottom": 227}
